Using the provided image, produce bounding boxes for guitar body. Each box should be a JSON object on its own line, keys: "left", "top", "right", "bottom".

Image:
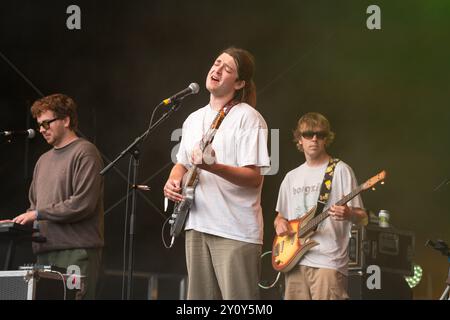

{"left": 169, "top": 167, "right": 199, "bottom": 238}
{"left": 272, "top": 206, "right": 320, "bottom": 273}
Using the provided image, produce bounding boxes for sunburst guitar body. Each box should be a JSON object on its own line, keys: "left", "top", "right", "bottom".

{"left": 271, "top": 206, "right": 320, "bottom": 273}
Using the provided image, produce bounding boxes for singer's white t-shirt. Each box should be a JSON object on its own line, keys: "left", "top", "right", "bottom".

{"left": 176, "top": 102, "right": 270, "bottom": 244}
{"left": 276, "top": 160, "right": 364, "bottom": 275}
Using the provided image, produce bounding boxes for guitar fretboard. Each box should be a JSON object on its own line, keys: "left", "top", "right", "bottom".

{"left": 299, "top": 184, "right": 364, "bottom": 237}
{"left": 187, "top": 101, "right": 238, "bottom": 188}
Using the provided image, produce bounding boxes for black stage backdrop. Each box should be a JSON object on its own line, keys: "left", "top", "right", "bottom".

{"left": 0, "top": 0, "right": 449, "bottom": 299}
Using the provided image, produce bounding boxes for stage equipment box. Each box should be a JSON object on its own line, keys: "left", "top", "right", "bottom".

{"left": 349, "top": 224, "right": 415, "bottom": 276}
{"left": 0, "top": 270, "right": 78, "bottom": 300}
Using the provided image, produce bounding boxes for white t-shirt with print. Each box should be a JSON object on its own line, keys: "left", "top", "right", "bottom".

{"left": 176, "top": 102, "right": 270, "bottom": 244}
{"left": 276, "top": 160, "right": 364, "bottom": 275}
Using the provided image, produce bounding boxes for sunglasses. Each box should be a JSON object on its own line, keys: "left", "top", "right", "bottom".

{"left": 301, "top": 131, "right": 328, "bottom": 140}
{"left": 36, "top": 117, "right": 59, "bottom": 130}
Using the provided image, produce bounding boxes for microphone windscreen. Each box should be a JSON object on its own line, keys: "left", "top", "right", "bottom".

{"left": 189, "top": 83, "right": 200, "bottom": 94}
{"left": 27, "top": 129, "right": 36, "bottom": 139}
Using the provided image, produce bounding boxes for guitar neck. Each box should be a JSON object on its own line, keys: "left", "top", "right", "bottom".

{"left": 300, "top": 184, "right": 364, "bottom": 236}
{"left": 185, "top": 165, "right": 199, "bottom": 187}
{"left": 199, "top": 100, "right": 238, "bottom": 151}
{"left": 187, "top": 101, "right": 238, "bottom": 188}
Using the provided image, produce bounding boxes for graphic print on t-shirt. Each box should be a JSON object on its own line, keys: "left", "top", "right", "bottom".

{"left": 293, "top": 182, "right": 321, "bottom": 218}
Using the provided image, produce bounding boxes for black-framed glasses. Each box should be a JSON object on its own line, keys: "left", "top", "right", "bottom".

{"left": 36, "top": 118, "right": 59, "bottom": 130}
{"left": 301, "top": 131, "right": 328, "bottom": 140}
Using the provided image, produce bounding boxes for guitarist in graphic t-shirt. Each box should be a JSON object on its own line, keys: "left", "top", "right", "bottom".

{"left": 273, "top": 112, "right": 367, "bottom": 300}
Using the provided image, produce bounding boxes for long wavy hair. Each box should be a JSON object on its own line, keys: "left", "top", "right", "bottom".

{"left": 222, "top": 47, "right": 256, "bottom": 108}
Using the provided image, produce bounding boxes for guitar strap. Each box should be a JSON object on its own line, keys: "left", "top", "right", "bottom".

{"left": 200, "top": 99, "right": 239, "bottom": 149}
{"left": 314, "top": 157, "right": 340, "bottom": 218}
{"left": 222, "top": 99, "right": 240, "bottom": 114}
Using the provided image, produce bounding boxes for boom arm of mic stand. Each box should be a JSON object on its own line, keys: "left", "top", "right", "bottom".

{"left": 100, "top": 101, "right": 183, "bottom": 176}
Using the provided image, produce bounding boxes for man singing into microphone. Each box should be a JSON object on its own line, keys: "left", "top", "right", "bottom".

{"left": 8, "top": 94, "right": 104, "bottom": 299}
{"left": 164, "top": 47, "right": 270, "bottom": 299}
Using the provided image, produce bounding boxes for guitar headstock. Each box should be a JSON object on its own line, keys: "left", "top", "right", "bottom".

{"left": 362, "top": 170, "right": 387, "bottom": 191}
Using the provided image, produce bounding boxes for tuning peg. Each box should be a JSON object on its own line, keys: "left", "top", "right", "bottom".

{"left": 371, "top": 187, "right": 376, "bottom": 191}
{"left": 381, "top": 181, "right": 385, "bottom": 185}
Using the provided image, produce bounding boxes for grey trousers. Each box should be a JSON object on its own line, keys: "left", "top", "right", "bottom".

{"left": 185, "top": 230, "right": 262, "bottom": 300}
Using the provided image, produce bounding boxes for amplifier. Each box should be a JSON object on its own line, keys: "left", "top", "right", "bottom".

{"left": 349, "top": 224, "right": 415, "bottom": 276}
{"left": 348, "top": 270, "right": 413, "bottom": 300}
{"left": 0, "top": 270, "right": 78, "bottom": 300}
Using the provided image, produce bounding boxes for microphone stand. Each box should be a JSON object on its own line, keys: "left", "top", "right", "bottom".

{"left": 100, "top": 99, "right": 184, "bottom": 300}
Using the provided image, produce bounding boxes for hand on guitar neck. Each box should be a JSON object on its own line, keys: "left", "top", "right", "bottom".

{"left": 328, "top": 204, "right": 352, "bottom": 221}
{"left": 191, "top": 142, "right": 263, "bottom": 188}
{"left": 191, "top": 143, "right": 216, "bottom": 170}
{"left": 275, "top": 204, "right": 366, "bottom": 233}
{"left": 274, "top": 205, "right": 356, "bottom": 236}
{"left": 330, "top": 205, "right": 368, "bottom": 225}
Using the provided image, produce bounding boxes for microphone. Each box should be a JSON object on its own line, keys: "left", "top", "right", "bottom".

{"left": 160, "top": 83, "right": 200, "bottom": 106}
{"left": 0, "top": 129, "right": 36, "bottom": 139}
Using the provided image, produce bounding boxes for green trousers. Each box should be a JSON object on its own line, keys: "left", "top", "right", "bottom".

{"left": 37, "top": 248, "right": 102, "bottom": 300}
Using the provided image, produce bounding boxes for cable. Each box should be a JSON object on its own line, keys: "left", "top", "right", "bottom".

{"left": 258, "top": 251, "right": 281, "bottom": 290}
{"left": 142, "top": 102, "right": 163, "bottom": 142}
{"left": 161, "top": 215, "right": 174, "bottom": 249}
{"left": 49, "top": 270, "right": 67, "bottom": 300}
{"left": 121, "top": 156, "right": 133, "bottom": 300}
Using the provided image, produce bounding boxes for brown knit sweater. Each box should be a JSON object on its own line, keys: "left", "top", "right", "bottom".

{"left": 29, "top": 138, "right": 104, "bottom": 254}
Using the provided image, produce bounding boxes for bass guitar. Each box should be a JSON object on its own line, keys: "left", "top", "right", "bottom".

{"left": 272, "top": 170, "right": 386, "bottom": 272}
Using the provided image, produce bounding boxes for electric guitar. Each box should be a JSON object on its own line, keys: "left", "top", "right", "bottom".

{"left": 271, "top": 170, "right": 386, "bottom": 272}
{"left": 169, "top": 102, "right": 237, "bottom": 243}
